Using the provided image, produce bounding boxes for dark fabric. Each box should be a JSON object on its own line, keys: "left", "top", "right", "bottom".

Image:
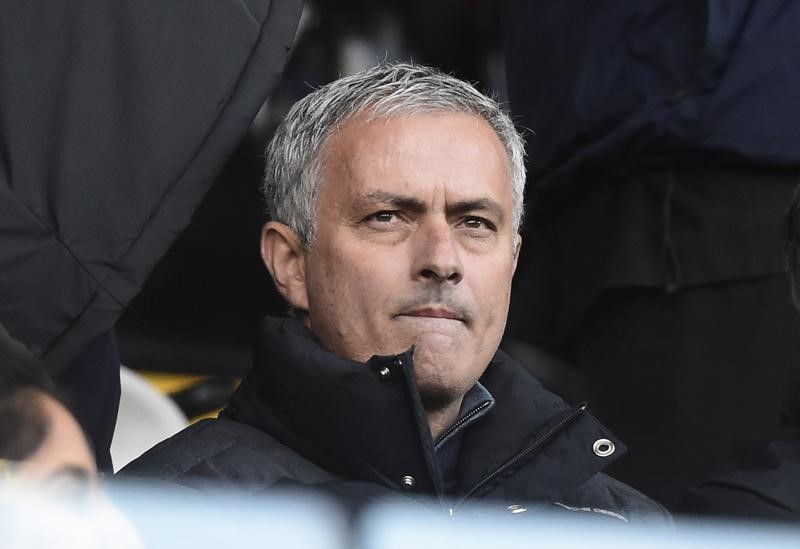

{"left": 0, "top": 0, "right": 302, "bottom": 463}
{"left": 123, "top": 316, "right": 670, "bottom": 524}
{"left": 678, "top": 438, "right": 800, "bottom": 521}
{"left": 121, "top": 416, "right": 424, "bottom": 516}
{"left": 503, "top": 0, "right": 800, "bottom": 349}
{"left": 53, "top": 330, "right": 120, "bottom": 470}
{"left": 433, "top": 383, "right": 493, "bottom": 490}
{"left": 571, "top": 276, "right": 800, "bottom": 508}
{"left": 504, "top": 0, "right": 800, "bottom": 204}
{"left": 507, "top": 168, "right": 799, "bottom": 349}
{"left": 123, "top": 417, "right": 337, "bottom": 489}
{"left": 227, "top": 318, "right": 443, "bottom": 495}
{"left": 0, "top": 0, "right": 302, "bottom": 372}
{"left": 503, "top": 2, "right": 800, "bottom": 514}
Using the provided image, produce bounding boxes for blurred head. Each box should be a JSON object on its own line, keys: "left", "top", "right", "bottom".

{"left": 260, "top": 64, "right": 526, "bottom": 426}
{"left": 0, "top": 331, "right": 97, "bottom": 494}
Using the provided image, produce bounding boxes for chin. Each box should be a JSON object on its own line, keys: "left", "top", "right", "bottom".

{"left": 413, "top": 360, "right": 475, "bottom": 405}
{"left": 416, "top": 380, "right": 467, "bottom": 412}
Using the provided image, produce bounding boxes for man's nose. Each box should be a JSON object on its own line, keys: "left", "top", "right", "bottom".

{"left": 412, "top": 220, "right": 464, "bottom": 284}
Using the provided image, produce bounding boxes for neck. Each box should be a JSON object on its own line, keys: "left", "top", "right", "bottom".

{"left": 426, "top": 397, "right": 463, "bottom": 440}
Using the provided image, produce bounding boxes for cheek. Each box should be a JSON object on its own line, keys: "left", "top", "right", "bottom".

{"left": 475, "top": 254, "right": 515, "bottom": 302}
{"left": 470, "top": 258, "right": 515, "bottom": 335}
{"left": 309, "top": 244, "right": 399, "bottom": 317}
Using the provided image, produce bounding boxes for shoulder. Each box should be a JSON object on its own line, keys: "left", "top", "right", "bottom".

{"left": 559, "top": 473, "right": 673, "bottom": 526}
{"left": 119, "top": 418, "right": 334, "bottom": 491}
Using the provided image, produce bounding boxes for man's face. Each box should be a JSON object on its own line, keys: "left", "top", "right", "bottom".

{"left": 301, "top": 111, "right": 520, "bottom": 407}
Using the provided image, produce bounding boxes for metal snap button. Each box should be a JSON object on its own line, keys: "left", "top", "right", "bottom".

{"left": 378, "top": 366, "right": 391, "bottom": 380}
{"left": 592, "top": 438, "right": 615, "bottom": 457}
{"left": 401, "top": 475, "right": 415, "bottom": 489}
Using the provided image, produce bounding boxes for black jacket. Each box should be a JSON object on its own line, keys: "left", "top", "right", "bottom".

{"left": 123, "top": 317, "right": 670, "bottom": 524}
{"left": 0, "top": 0, "right": 302, "bottom": 375}
{"left": 679, "top": 438, "right": 800, "bottom": 521}
{"left": 0, "top": 0, "right": 302, "bottom": 466}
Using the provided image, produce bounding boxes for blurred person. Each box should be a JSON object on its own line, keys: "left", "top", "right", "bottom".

{"left": 0, "top": 329, "right": 146, "bottom": 547}
{"left": 123, "top": 63, "right": 669, "bottom": 525}
{"left": 504, "top": 0, "right": 800, "bottom": 508}
{"left": 676, "top": 192, "right": 800, "bottom": 522}
{"left": 0, "top": 326, "right": 96, "bottom": 494}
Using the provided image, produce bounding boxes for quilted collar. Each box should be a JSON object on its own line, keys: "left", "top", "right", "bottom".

{"left": 225, "top": 316, "right": 625, "bottom": 502}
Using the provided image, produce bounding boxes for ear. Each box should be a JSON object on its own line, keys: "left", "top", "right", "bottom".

{"left": 260, "top": 221, "right": 309, "bottom": 312}
{"left": 512, "top": 233, "right": 522, "bottom": 274}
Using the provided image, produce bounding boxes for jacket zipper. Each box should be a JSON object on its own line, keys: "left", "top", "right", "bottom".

{"left": 433, "top": 400, "right": 493, "bottom": 447}
{"left": 452, "top": 402, "right": 588, "bottom": 510}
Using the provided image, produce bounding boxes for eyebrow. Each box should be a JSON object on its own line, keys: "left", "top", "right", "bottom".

{"left": 45, "top": 465, "right": 92, "bottom": 483}
{"left": 362, "top": 191, "right": 506, "bottom": 224}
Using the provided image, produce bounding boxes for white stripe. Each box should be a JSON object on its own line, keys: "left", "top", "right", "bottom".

{"left": 553, "top": 501, "right": 629, "bottom": 522}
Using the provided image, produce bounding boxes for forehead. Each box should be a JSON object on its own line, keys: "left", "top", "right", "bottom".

{"left": 16, "top": 393, "right": 96, "bottom": 479}
{"left": 318, "top": 112, "right": 512, "bottom": 209}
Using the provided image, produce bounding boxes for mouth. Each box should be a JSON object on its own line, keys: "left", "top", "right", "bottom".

{"left": 398, "top": 307, "right": 464, "bottom": 322}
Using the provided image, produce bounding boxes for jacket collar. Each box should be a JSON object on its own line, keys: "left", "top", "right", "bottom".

{"left": 225, "top": 316, "right": 440, "bottom": 493}
{"left": 457, "top": 356, "right": 626, "bottom": 503}
{"left": 225, "top": 316, "right": 625, "bottom": 503}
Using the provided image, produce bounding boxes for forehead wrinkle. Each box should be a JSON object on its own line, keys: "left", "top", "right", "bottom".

{"left": 360, "top": 191, "right": 427, "bottom": 212}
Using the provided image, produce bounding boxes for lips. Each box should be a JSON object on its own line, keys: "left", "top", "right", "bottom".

{"left": 400, "top": 307, "right": 464, "bottom": 321}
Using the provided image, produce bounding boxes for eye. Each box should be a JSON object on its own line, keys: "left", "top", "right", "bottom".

{"left": 461, "top": 216, "right": 496, "bottom": 231}
{"left": 369, "top": 211, "right": 397, "bottom": 223}
{"left": 362, "top": 210, "right": 407, "bottom": 233}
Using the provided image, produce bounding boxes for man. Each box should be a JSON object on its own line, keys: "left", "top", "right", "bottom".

{"left": 1, "top": 326, "right": 97, "bottom": 495}
{"left": 123, "top": 63, "right": 668, "bottom": 523}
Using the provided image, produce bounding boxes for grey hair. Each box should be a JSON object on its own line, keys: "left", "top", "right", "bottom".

{"left": 263, "top": 62, "right": 526, "bottom": 247}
